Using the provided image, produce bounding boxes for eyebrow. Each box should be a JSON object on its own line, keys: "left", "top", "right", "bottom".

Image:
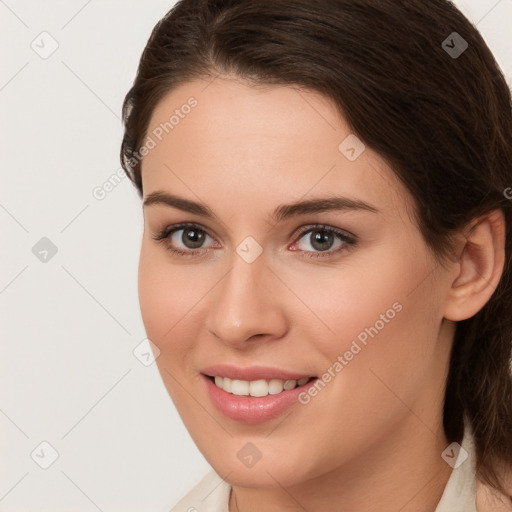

{"left": 143, "top": 191, "right": 380, "bottom": 222}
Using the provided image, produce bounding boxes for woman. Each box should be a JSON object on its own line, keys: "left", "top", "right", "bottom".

{"left": 120, "top": 0, "right": 512, "bottom": 510}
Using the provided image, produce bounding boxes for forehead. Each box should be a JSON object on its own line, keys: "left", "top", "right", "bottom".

{"left": 140, "top": 77, "right": 411, "bottom": 223}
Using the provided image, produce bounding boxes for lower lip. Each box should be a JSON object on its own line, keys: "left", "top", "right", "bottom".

{"left": 203, "top": 375, "right": 317, "bottom": 424}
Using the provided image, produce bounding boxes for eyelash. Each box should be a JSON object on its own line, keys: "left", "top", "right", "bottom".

{"left": 151, "top": 222, "right": 357, "bottom": 260}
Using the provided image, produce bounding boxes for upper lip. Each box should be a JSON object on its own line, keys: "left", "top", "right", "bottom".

{"left": 201, "top": 364, "right": 316, "bottom": 381}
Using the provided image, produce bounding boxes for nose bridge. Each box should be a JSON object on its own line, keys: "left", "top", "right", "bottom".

{"left": 206, "top": 247, "right": 286, "bottom": 346}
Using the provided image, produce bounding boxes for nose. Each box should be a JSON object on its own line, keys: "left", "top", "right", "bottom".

{"left": 206, "top": 249, "right": 288, "bottom": 348}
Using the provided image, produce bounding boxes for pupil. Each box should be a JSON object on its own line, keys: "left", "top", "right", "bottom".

{"left": 184, "top": 229, "right": 204, "bottom": 248}
{"left": 312, "top": 229, "right": 333, "bottom": 251}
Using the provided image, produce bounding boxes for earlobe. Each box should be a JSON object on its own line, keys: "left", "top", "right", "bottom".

{"left": 444, "top": 209, "right": 506, "bottom": 322}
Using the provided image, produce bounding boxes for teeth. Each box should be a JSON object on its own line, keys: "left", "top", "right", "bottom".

{"left": 268, "top": 379, "right": 284, "bottom": 395}
{"left": 231, "top": 379, "right": 249, "bottom": 395}
{"left": 212, "top": 376, "right": 311, "bottom": 396}
{"left": 223, "top": 377, "right": 232, "bottom": 393}
{"left": 249, "top": 379, "right": 268, "bottom": 397}
{"left": 283, "top": 379, "right": 296, "bottom": 390}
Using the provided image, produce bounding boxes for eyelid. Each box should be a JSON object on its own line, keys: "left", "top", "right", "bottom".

{"left": 153, "top": 221, "right": 213, "bottom": 241}
{"left": 289, "top": 223, "right": 357, "bottom": 243}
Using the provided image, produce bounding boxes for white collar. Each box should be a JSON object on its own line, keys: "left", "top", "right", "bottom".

{"left": 435, "top": 420, "right": 477, "bottom": 511}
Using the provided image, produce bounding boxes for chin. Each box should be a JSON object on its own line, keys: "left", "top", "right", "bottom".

{"left": 197, "top": 441, "right": 319, "bottom": 489}
{"left": 214, "top": 460, "right": 307, "bottom": 489}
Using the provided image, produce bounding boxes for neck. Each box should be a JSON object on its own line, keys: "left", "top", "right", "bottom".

{"left": 229, "top": 417, "right": 454, "bottom": 512}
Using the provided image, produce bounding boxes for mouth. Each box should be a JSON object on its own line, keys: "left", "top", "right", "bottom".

{"left": 207, "top": 375, "right": 314, "bottom": 397}
{"left": 200, "top": 366, "right": 318, "bottom": 423}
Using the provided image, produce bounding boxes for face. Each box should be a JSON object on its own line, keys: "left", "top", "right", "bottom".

{"left": 138, "top": 76, "right": 455, "bottom": 488}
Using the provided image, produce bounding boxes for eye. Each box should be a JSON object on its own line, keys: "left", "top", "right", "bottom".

{"left": 151, "top": 222, "right": 217, "bottom": 258}
{"left": 291, "top": 225, "right": 357, "bottom": 259}
{"left": 152, "top": 222, "right": 357, "bottom": 260}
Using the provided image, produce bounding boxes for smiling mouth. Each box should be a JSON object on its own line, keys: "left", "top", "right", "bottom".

{"left": 207, "top": 375, "right": 316, "bottom": 397}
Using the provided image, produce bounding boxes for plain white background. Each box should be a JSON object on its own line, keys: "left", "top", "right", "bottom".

{"left": 0, "top": 1, "right": 511, "bottom": 510}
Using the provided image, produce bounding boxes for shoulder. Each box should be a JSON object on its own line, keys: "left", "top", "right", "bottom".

{"left": 168, "top": 469, "right": 231, "bottom": 512}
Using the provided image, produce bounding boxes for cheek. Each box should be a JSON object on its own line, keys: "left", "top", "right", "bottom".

{"left": 138, "top": 239, "right": 219, "bottom": 376}
{"left": 287, "top": 246, "right": 416, "bottom": 355}
{"left": 137, "top": 243, "right": 200, "bottom": 408}
{"left": 138, "top": 241, "right": 195, "bottom": 346}
{"left": 306, "top": 241, "right": 439, "bottom": 388}
{"left": 321, "top": 259, "right": 441, "bottom": 412}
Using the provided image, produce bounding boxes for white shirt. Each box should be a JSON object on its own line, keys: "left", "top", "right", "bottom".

{"left": 169, "top": 424, "right": 477, "bottom": 512}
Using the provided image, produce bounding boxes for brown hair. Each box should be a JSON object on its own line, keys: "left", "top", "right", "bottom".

{"left": 120, "top": 0, "right": 512, "bottom": 498}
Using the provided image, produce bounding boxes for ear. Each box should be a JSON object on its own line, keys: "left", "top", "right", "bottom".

{"left": 443, "top": 209, "right": 506, "bottom": 322}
